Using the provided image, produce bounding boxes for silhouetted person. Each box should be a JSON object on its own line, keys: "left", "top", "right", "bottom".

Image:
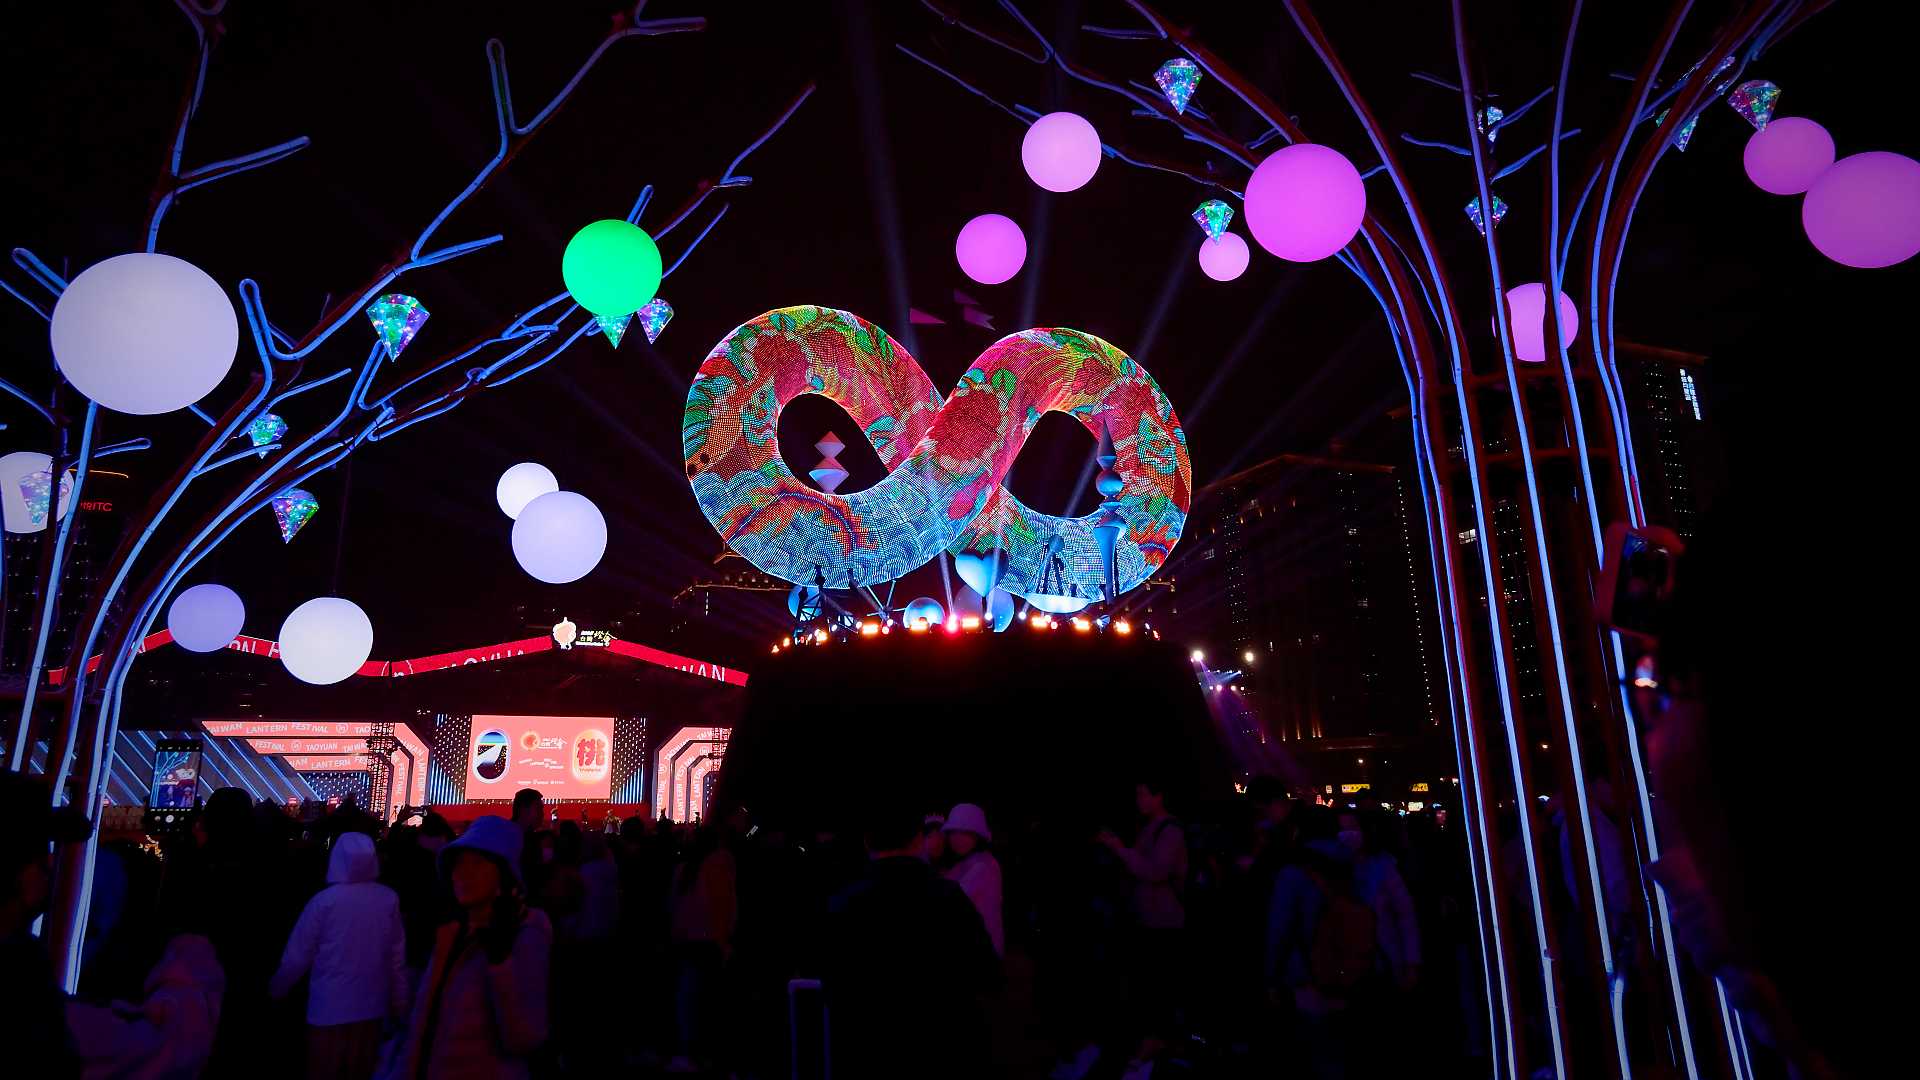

{"left": 819, "top": 798, "right": 999, "bottom": 1079}
{"left": 0, "top": 771, "right": 84, "bottom": 1079}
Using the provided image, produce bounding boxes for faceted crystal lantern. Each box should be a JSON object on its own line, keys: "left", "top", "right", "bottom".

{"left": 271, "top": 488, "right": 319, "bottom": 544}
{"left": 596, "top": 311, "right": 633, "bottom": 348}
{"left": 1465, "top": 195, "right": 1509, "bottom": 235}
{"left": 637, "top": 298, "right": 674, "bottom": 344}
{"left": 248, "top": 413, "right": 288, "bottom": 458}
{"left": 809, "top": 433, "right": 849, "bottom": 493}
{"left": 1154, "top": 59, "right": 1201, "bottom": 115}
{"left": 1478, "top": 106, "right": 1505, "bottom": 144}
{"left": 365, "top": 293, "right": 428, "bottom": 360}
{"left": 1192, "top": 199, "right": 1234, "bottom": 242}
{"left": 1728, "top": 80, "right": 1780, "bottom": 131}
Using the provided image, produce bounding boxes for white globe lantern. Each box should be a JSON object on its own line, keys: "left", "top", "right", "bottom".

{"left": 278, "top": 597, "right": 374, "bottom": 685}
{"left": 511, "top": 490, "right": 608, "bottom": 584}
{"left": 167, "top": 583, "right": 246, "bottom": 653}
{"left": 495, "top": 461, "right": 559, "bottom": 519}
{"left": 0, "top": 450, "right": 75, "bottom": 534}
{"left": 50, "top": 253, "right": 239, "bottom": 415}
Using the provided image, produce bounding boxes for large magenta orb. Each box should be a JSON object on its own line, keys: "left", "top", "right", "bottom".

{"left": 1742, "top": 117, "right": 1834, "bottom": 195}
{"left": 1196, "top": 232, "right": 1250, "bottom": 281}
{"left": 1021, "top": 111, "right": 1102, "bottom": 193}
{"left": 955, "top": 214, "right": 1027, "bottom": 285}
{"left": 1502, "top": 283, "right": 1579, "bottom": 363}
{"left": 1243, "top": 143, "right": 1366, "bottom": 262}
{"left": 1802, "top": 151, "right": 1920, "bottom": 268}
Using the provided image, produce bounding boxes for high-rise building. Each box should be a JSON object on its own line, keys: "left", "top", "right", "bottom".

{"left": 1165, "top": 446, "right": 1441, "bottom": 744}
{"left": 3, "top": 468, "right": 133, "bottom": 680}
{"left": 1618, "top": 341, "right": 1709, "bottom": 539}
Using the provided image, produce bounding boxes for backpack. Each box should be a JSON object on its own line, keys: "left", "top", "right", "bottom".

{"left": 1306, "top": 870, "right": 1377, "bottom": 994}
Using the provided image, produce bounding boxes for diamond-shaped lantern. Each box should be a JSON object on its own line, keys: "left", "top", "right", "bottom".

{"left": 1478, "top": 105, "right": 1506, "bottom": 144}
{"left": 1465, "top": 195, "right": 1509, "bottom": 235}
{"left": 809, "top": 432, "right": 849, "bottom": 493}
{"left": 1192, "top": 199, "right": 1234, "bottom": 242}
{"left": 1656, "top": 108, "right": 1701, "bottom": 152}
{"left": 1154, "top": 59, "right": 1201, "bottom": 115}
{"left": 271, "top": 488, "right": 318, "bottom": 544}
{"left": 637, "top": 298, "right": 674, "bottom": 344}
{"left": 19, "top": 468, "right": 73, "bottom": 529}
{"left": 365, "top": 293, "right": 428, "bottom": 360}
{"left": 1727, "top": 80, "right": 1779, "bottom": 131}
{"left": 596, "top": 311, "right": 633, "bottom": 348}
{"left": 248, "top": 413, "right": 287, "bottom": 458}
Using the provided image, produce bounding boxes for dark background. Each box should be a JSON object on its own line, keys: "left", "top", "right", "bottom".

{"left": 2, "top": 0, "right": 1910, "bottom": 672}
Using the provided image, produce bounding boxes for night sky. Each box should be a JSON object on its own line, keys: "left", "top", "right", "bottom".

{"left": 2, "top": 1, "right": 1910, "bottom": 668}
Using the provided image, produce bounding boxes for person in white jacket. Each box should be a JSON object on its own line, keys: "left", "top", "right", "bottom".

{"left": 941, "top": 803, "right": 1004, "bottom": 956}
{"left": 269, "top": 830, "right": 409, "bottom": 1080}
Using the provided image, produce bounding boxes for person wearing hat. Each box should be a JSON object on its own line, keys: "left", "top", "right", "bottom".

{"left": 942, "top": 803, "right": 1003, "bottom": 956}
{"left": 392, "top": 816, "right": 552, "bottom": 1079}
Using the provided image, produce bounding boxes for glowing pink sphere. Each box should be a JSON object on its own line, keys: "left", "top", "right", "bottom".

{"left": 1742, "top": 118, "right": 1834, "bottom": 196}
{"left": 1502, "top": 283, "right": 1579, "bottom": 363}
{"left": 1196, "top": 232, "right": 1250, "bottom": 281}
{"left": 1801, "top": 151, "right": 1920, "bottom": 268}
{"left": 1021, "top": 111, "right": 1102, "bottom": 193}
{"left": 1243, "top": 143, "right": 1367, "bottom": 262}
{"left": 955, "top": 214, "right": 1027, "bottom": 285}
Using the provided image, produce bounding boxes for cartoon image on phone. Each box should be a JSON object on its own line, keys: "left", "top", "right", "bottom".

{"left": 148, "top": 740, "right": 204, "bottom": 811}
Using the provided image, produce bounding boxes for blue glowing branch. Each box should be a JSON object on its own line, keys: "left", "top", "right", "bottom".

{"left": 1490, "top": 130, "right": 1583, "bottom": 181}
{"left": 93, "top": 438, "right": 152, "bottom": 458}
{"left": 1400, "top": 133, "right": 1473, "bottom": 157}
{"left": 0, "top": 379, "right": 53, "bottom": 425}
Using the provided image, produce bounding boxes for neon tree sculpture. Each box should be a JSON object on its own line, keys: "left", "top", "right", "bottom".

{"left": 901, "top": 1, "right": 1839, "bottom": 1075}
{"left": 3, "top": 2, "right": 809, "bottom": 992}
{"left": 682, "top": 306, "right": 1189, "bottom": 604}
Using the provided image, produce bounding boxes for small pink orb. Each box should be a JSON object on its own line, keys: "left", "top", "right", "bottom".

{"left": 1742, "top": 117, "right": 1835, "bottom": 195}
{"left": 1243, "top": 143, "right": 1367, "bottom": 262}
{"left": 955, "top": 214, "right": 1027, "bottom": 285}
{"left": 1196, "top": 232, "right": 1250, "bottom": 281}
{"left": 1501, "top": 283, "right": 1579, "bottom": 363}
{"left": 1802, "top": 151, "right": 1920, "bottom": 268}
{"left": 1021, "top": 111, "right": 1102, "bottom": 193}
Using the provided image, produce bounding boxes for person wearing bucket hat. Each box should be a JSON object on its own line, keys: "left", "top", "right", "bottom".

{"left": 392, "top": 816, "right": 552, "bottom": 1079}
{"left": 943, "top": 804, "right": 1003, "bottom": 956}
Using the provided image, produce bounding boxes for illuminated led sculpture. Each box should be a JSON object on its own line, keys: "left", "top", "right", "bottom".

{"left": 270, "top": 488, "right": 319, "bottom": 543}
{"left": 637, "top": 298, "right": 675, "bottom": 344}
{"left": 248, "top": 413, "right": 288, "bottom": 457}
{"left": 49, "top": 253, "right": 238, "bottom": 415}
{"left": 365, "top": 293, "right": 428, "bottom": 359}
{"left": 684, "top": 307, "right": 1189, "bottom": 605}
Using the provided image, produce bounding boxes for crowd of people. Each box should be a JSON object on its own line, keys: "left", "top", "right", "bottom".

{"left": 4, "top": 769, "right": 1501, "bottom": 1079}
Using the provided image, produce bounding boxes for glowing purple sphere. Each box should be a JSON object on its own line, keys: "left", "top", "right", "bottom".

{"left": 1502, "top": 283, "right": 1579, "bottom": 363}
{"left": 1243, "top": 143, "right": 1367, "bottom": 262}
{"left": 1196, "top": 232, "right": 1250, "bottom": 281}
{"left": 1742, "top": 117, "right": 1834, "bottom": 196}
{"left": 1021, "top": 111, "right": 1102, "bottom": 193}
{"left": 955, "top": 214, "right": 1027, "bottom": 285}
{"left": 1801, "top": 151, "right": 1920, "bottom": 268}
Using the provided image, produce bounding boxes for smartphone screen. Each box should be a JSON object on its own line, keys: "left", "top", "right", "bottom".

{"left": 148, "top": 740, "right": 204, "bottom": 811}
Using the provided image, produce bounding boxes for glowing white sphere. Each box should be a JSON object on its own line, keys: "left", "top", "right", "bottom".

{"left": 50, "top": 253, "right": 238, "bottom": 415}
{"left": 0, "top": 451, "right": 75, "bottom": 534}
{"left": 495, "top": 461, "right": 559, "bottom": 519}
{"left": 1197, "top": 232, "right": 1251, "bottom": 281}
{"left": 512, "top": 490, "right": 608, "bottom": 584}
{"left": 904, "top": 597, "right": 945, "bottom": 627}
{"left": 167, "top": 583, "right": 246, "bottom": 653}
{"left": 278, "top": 597, "right": 374, "bottom": 685}
{"left": 1022, "top": 111, "right": 1103, "bottom": 192}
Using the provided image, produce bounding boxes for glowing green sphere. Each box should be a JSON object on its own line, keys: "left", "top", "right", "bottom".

{"left": 561, "top": 219, "right": 662, "bottom": 317}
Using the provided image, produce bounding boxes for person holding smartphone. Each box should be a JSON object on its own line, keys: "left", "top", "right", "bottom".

{"left": 392, "top": 816, "right": 551, "bottom": 1079}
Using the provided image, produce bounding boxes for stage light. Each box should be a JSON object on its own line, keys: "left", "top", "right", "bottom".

{"left": 50, "top": 252, "right": 238, "bottom": 415}
{"left": 1115, "top": 620, "right": 1133, "bottom": 635}
{"left": 955, "top": 213, "right": 1027, "bottom": 285}
{"left": 1049, "top": 618, "right": 1059, "bottom": 630}
{"left": 861, "top": 622, "right": 880, "bottom": 636}
{"left": 1196, "top": 231, "right": 1250, "bottom": 281}
{"left": 562, "top": 219, "right": 662, "bottom": 317}
{"left": 961, "top": 616, "right": 981, "bottom": 630}
{"left": 944, "top": 616, "right": 959, "bottom": 633}
{"left": 1244, "top": 650, "right": 1257, "bottom": 665}
{"left": 278, "top": 597, "right": 373, "bottom": 686}
{"left": 771, "top": 644, "right": 780, "bottom": 653}
{"left": 1501, "top": 283, "right": 1580, "bottom": 363}
{"left": 814, "top": 629, "right": 828, "bottom": 643}
{"left": 1243, "top": 144, "right": 1366, "bottom": 262}
{"left": 511, "top": 490, "right": 608, "bottom": 584}
{"left": 1742, "top": 117, "right": 1833, "bottom": 195}
{"left": 1022, "top": 111, "right": 1102, "bottom": 192}
{"left": 1072, "top": 617, "right": 1091, "bottom": 632}
{"left": 495, "top": 462, "right": 559, "bottom": 519}
{"left": 168, "top": 583, "right": 246, "bottom": 653}
{"left": 1030, "top": 615, "right": 1049, "bottom": 630}
{"left": 1802, "top": 151, "right": 1920, "bottom": 268}
{"left": 910, "top": 618, "right": 929, "bottom": 632}
{"left": 1191, "top": 649, "right": 1205, "bottom": 663}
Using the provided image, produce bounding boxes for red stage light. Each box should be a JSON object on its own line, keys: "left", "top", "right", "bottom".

{"left": 961, "top": 616, "right": 981, "bottom": 630}
{"left": 861, "top": 622, "right": 880, "bottom": 637}
{"left": 1030, "top": 615, "right": 1049, "bottom": 630}
{"left": 1071, "top": 617, "right": 1091, "bottom": 632}
{"left": 909, "top": 618, "right": 929, "bottom": 632}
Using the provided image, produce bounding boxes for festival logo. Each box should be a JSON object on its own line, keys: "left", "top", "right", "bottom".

{"left": 473, "top": 729, "right": 510, "bottom": 783}
{"left": 572, "top": 727, "right": 611, "bottom": 786}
